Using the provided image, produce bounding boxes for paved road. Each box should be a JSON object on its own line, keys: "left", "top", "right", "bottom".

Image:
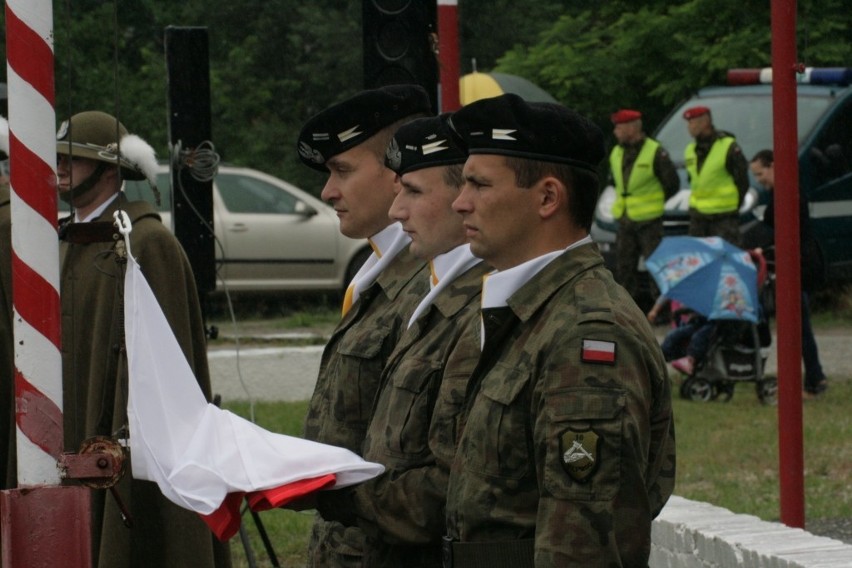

{"left": 208, "top": 327, "right": 851, "bottom": 403}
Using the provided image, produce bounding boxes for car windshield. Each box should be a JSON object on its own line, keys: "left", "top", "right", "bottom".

{"left": 655, "top": 93, "right": 834, "bottom": 166}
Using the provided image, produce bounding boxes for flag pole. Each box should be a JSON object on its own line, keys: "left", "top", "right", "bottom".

{"left": 1, "top": 0, "right": 91, "bottom": 564}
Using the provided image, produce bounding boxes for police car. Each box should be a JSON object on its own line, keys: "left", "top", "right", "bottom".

{"left": 592, "top": 67, "right": 852, "bottom": 288}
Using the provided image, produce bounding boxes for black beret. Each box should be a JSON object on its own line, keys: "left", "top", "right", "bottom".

{"left": 297, "top": 84, "right": 432, "bottom": 172}
{"left": 448, "top": 94, "right": 605, "bottom": 174}
{"left": 385, "top": 114, "right": 467, "bottom": 176}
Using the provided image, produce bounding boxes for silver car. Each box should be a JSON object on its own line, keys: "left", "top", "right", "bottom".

{"left": 121, "top": 165, "right": 371, "bottom": 293}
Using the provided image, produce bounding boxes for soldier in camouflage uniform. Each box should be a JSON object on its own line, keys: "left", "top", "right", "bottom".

{"left": 316, "top": 115, "right": 490, "bottom": 567}
{"left": 442, "top": 94, "right": 676, "bottom": 567}
{"left": 609, "top": 109, "right": 679, "bottom": 305}
{"left": 294, "top": 85, "right": 432, "bottom": 567}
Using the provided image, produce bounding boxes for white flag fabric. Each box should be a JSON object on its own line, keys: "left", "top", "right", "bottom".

{"left": 123, "top": 239, "right": 384, "bottom": 522}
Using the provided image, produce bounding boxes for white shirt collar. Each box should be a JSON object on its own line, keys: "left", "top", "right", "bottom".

{"left": 482, "top": 235, "right": 592, "bottom": 309}
{"left": 76, "top": 192, "right": 120, "bottom": 223}
{"left": 407, "top": 243, "right": 481, "bottom": 328}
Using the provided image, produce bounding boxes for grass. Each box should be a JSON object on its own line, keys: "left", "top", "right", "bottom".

{"left": 220, "top": 378, "right": 852, "bottom": 567}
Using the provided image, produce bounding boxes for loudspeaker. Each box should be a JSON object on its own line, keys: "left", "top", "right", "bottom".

{"left": 363, "top": 0, "right": 439, "bottom": 112}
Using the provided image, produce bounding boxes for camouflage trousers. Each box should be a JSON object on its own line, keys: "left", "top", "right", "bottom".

{"left": 305, "top": 514, "right": 442, "bottom": 568}
{"left": 614, "top": 216, "right": 663, "bottom": 302}
{"left": 688, "top": 210, "right": 741, "bottom": 246}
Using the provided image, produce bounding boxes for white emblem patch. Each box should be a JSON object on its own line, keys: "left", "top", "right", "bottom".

{"left": 337, "top": 126, "right": 363, "bottom": 143}
{"left": 312, "top": 132, "right": 330, "bottom": 141}
{"left": 57, "top": 120, "right": 69, "bottom": 140}
{"left": 492, "top": 129, "right": 517, "bottom": 141}
{"left": 421, "top": 139, "right": 449, "bottom": 155}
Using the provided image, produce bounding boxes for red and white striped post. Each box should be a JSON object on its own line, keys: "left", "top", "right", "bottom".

{"left": 1, "top": 0, "right": 91, "bottom": 565}
{"left": 437, "top": 0, "right": 460, "bottom": 112}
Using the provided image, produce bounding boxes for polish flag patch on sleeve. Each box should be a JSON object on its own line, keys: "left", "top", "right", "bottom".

{"left": 581, "top": 339, "right": 616, "bottom": 365}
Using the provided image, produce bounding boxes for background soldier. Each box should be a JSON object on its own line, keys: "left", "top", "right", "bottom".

{"left": 57, "top": 111, "right": 228, "bottom": 567}
{"left": 294, "top": 85, "right": 431, "bottom": 567}
{"left": 609, "top": 108, "right": 679, "bottom": 307}
{"left": 443, "top": 94, "right": 676, "bottom": 566}
{"left": 682, "top": 106, "right": 749, "bottom": 244}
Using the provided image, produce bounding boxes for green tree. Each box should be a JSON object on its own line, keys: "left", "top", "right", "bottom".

{"left": 497, "top": 0, "right": 852, "bottom": 132}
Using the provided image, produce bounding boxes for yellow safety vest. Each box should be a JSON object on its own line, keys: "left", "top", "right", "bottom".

{"left": 610, "top": 139, "right": 666, "bottom": 221}
{"left": 685, "top": 137, "right": 739, "bottom": 214}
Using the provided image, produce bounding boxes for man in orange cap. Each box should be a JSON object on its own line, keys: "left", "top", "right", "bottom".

{"left": 608, "top": 109, "right": 679, "bottom": 305}
{"left": 682, "top": 106, "right": 749, "bottom": 244}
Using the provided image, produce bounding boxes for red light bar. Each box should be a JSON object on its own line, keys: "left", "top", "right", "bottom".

{"left": 727, "top": 69, "right": 761, "bottom": 85}
{"left": 727, "top": 67, "right": 851, "bottom": 86}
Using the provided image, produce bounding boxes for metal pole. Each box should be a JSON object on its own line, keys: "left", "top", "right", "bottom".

{"left": 438, "top": 0, "right": 460, "bottom": 112}
{"left": 1, "top": 0, "right": 91, "bottom": 565}
{"left": 770, "top": 0, "right": 805, "bottom": 528}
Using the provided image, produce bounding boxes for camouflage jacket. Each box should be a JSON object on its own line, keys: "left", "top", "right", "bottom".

{"left": 344, "top": 260, "right": 490, "bottom": 568}
{"left": 445, "top": 243, "right": 676, "bottom": 567}
{"left": 304, "top": 243, "right": 429, "bottom": 567}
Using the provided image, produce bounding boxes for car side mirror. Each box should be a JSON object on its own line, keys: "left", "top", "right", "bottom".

{"left": 294, "top": 201, "right": 318, "bottom": 217}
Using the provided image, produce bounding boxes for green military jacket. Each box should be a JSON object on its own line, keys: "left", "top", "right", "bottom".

{"left": 304, "top": 243, "right": 429, "bottom": 567}
{"left": 60, "top": 194, "right": 229, "bottom": 568}
{"left": 346, "top": 259, "right": 490, "bottom": 568}
{"left": 445, "top": 243, "right": 676, "bottom": 567}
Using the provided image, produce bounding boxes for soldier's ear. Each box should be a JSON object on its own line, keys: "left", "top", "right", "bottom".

{"left": 536, "top": 176, "right": 565, "bottom": 220}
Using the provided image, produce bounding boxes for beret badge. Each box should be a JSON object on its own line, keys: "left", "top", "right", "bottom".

{"left": 386, "top": 137, "right": 402, "bottom": 171}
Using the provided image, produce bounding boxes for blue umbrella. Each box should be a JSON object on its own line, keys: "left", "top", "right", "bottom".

{"left": 645, "top": 236, "right": 759, "bottom": 322}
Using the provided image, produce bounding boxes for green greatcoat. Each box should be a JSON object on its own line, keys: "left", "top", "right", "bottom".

{"left": 304, "top": 244, "right": 429, "bottom": 568}
{"left": 0, "top": 184, "right": 15, "bottom": 492}
{"left": 60, "top": 194, "right": 230, "bottom": 568}
{"left": 445, "top": 243, "right": 676, "bottom": 567}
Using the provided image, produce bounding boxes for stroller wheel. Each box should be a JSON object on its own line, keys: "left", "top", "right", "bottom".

{"left": 714, "top": 381, "right": 735, "bottom": 402}
{"left": 757, "top": 378, "right": 778, "bottom": 405}
{"left": 683, "top": 377, "right": 713, "bottom": 402}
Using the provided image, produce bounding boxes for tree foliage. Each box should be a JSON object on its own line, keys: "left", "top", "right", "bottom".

{"left": 497, "top": 0, "right": 852, "bottom": 132}
{"left": 0, "top": 1, "right": 850, "bottom": 196}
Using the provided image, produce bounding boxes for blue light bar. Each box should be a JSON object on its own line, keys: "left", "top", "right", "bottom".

{"left": 728, "top": 67, "right": 851, "bottom": 86}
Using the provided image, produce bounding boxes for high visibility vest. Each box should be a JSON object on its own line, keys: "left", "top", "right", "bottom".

{"left": 610, "top": 139, "right": 666, "bottom": 221}
{"left": 685, "top": 136, "right": 739, "bottom": 214}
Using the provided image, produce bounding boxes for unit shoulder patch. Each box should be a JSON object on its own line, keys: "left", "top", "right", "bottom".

{"left": 559, "top": 428, "right": 600, "bottom": 483}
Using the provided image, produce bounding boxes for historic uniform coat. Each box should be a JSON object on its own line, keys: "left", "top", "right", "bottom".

{"left": 0, "top": 184, "right": 14, "bottom": 491}
{"left": 340, "top": 259, "right": 491, "bottom": 568}
{"left": 304, "top": 244, "right": 429, "bottom": 567}
{"left": 60, "top": 194, "right": 229, "bottom": 568}
{"left": 444, "top": 243, "right": 676, "bottom": 567}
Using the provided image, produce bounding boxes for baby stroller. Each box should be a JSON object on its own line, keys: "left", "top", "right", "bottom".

{"left": 647, "top": 237, "right": 776, "bottom": 404}
{"left": 677, "top": 302, "right": 775, "bottom": 404}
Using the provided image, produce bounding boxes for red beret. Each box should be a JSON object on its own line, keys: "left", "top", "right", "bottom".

{"left": 683, "top": 106, "right": 710, "bottom": 120}
{"left": 610, "top": 109, "right": 642, "bottom": 124}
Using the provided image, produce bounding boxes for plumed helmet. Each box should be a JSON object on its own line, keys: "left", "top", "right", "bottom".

{"left": 56, "top": 111, "right": 158, "bottom": 187}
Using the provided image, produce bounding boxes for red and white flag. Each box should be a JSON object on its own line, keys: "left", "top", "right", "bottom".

{"left": 121, "top": 221, "right": 383, "bottom": 540}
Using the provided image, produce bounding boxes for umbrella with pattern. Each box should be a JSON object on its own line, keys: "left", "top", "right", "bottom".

{"left": 645, "top": 236, "right": 760, "bottom": 323}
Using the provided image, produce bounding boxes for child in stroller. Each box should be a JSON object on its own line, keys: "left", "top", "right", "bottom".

{"left": 648, "top": 249, "right": 776, "bottom": 404}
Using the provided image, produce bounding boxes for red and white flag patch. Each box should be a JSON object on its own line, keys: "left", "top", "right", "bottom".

{"left": 581, "top": 339, "right": 616, "bottom": 365}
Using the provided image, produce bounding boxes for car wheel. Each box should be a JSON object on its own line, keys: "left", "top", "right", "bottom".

{"left": 344, "top": 247, "right": 372, "bottom": 291}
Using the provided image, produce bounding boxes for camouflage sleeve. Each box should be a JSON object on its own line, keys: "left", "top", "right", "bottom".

{"left": 532, "top": 282, "right": 674, "bottom": 565}
{"left": 351, "top": 313, "right": 482, "bottom": 545}
{"left": 727, "top": 142, "right": 750, "bottom": 204}
{"left": 654, "top": 145, "right": 681, "bottom": 200}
